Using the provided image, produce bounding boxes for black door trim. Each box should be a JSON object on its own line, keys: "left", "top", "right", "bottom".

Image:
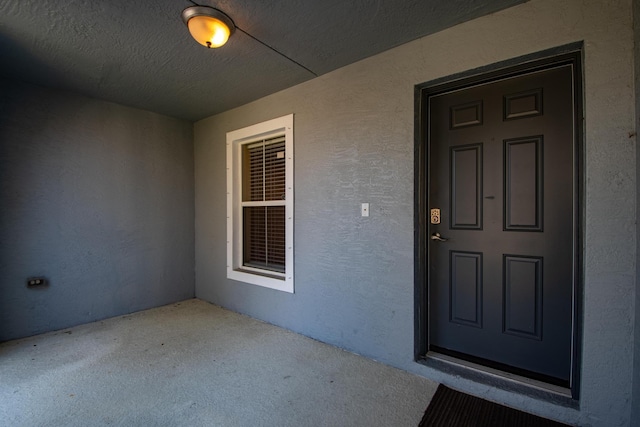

{"left": 413, "top": 42, "right": 584, "bottom": 401}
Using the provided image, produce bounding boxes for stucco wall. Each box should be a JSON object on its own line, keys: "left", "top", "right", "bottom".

{"left": 194, "top": 0, "right": 635, "bottom": 425}
{"left": 633, "top": 0, "right": 640, "bottom": 424}
{"left": 0, "top": 80, "right": 195, "bottom": 341}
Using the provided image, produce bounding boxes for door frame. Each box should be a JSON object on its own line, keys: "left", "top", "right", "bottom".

{"left": 413, "top": 43, "right": 584, "bottom": 401}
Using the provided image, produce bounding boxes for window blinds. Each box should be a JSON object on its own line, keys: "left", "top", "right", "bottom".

{"left": 242, "top": 137, "right": 286, "bottom": 273}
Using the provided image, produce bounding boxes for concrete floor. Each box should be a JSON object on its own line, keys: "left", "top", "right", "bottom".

{"left": 0, "top": 299, "right": 438, "bottom": 426}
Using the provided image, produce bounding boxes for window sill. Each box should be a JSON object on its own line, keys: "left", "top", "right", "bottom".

{"left": 227, "top": 268, "right": 293, "bottom": 293}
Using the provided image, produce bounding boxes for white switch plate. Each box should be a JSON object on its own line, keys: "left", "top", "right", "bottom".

{"left": 361, "top": 203, "right": 369, "bottom": 217}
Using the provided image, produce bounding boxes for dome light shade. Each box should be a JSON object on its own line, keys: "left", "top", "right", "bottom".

{"left": 182, "top": 6, "right": 235, "bottom": 48}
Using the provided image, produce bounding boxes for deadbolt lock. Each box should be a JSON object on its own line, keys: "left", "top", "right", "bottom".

{"left": 430, "top": 208, "right": 441, "bottom": 224}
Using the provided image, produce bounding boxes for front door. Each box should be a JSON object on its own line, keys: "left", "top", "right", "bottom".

{"left": 428, "top": 64, "right": 575, "bottom": 386}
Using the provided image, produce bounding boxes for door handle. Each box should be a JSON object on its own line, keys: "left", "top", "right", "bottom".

{"left": 430, "top": 232, "right": 448, "bottom": 242}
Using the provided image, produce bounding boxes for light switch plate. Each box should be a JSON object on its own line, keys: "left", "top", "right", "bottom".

{"left": 361, "top": 203, "right": 369, "bottom": 217}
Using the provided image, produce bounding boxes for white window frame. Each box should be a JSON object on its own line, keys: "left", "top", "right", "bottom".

{"left": 226, "top": 114, "right": 294, "bottom": 293}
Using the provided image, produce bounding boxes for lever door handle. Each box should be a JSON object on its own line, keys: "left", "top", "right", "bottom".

{"left": 430, "top": 232, "right": 448, "bottom": 242}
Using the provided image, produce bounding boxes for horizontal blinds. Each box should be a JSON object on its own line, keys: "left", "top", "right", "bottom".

{"left": 244, "top": 136, "right": 285, "bottom": 202}
{"left": 242, "top": 135, "right": 286, "bottom": 273}
{"left": 243, "top": 206, "right": 285, "bottom": 273}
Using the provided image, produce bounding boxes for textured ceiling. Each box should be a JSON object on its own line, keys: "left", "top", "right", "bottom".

{"left": 0, "top": 0, "right": 526, "bottom": 121}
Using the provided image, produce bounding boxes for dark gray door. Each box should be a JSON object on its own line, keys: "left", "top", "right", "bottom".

{"left": 428, "top": 65, "right": 574, "bottom": 385}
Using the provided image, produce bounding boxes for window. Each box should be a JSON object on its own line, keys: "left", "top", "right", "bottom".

{"left": 226, "top": 114, "right": 294, "bottom": 292}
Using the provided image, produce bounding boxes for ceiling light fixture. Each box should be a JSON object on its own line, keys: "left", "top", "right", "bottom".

{"left": 181, "top": 6, "right": 235, "bottom": 48}
{"left": 181, "top": 3, "right": 318, "bottom": 77}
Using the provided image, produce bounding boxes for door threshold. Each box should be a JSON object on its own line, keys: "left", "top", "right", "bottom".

{"left": 421, "top": 351, "right": 578, "bottom": 409}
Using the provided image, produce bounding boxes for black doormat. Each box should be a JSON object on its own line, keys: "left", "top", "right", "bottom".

{"left": 419, "top": 384, "right": 572, "bottom": 427}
